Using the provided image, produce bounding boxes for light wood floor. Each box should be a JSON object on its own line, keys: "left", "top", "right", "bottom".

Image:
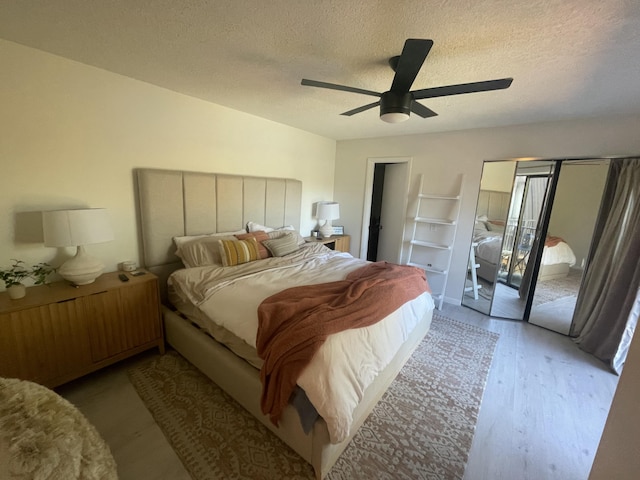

{"left": 57, "top": 304, "right": 619, "bottom": 480}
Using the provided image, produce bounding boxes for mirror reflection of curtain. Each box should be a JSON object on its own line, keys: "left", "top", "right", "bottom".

{"left": 570, "top": 158, "right": 640, "bottom": 374}
{"left": 521, "top": 177, "right": 547, "bottom": 224}
{"left": 516, "top": 175, "right": 553, "bottom": 297}
{"left": 501, "top": 175, "right": 549, "bottom": 288}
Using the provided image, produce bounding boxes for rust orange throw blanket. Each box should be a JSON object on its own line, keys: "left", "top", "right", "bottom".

{"left": 256, "top": 261, "right": 429, "bottom": 425}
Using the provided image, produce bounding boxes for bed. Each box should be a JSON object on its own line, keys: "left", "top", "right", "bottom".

{"left": 473, "top": 218, "right": 577, "bottom": 282}
{"left": 472, "top": 189, "right": 577, "bottom": 282}
{"left": 134, "top": 168, "right": 434, "bottom": 479}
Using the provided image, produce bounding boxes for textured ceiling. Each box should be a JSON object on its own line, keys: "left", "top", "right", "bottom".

{"left": 1, "top": 0, "right": 640, "bottom": 140}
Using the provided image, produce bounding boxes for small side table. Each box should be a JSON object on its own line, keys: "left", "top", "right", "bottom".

{"left": 304, "top": 235, "right": 350, "bottom": 253}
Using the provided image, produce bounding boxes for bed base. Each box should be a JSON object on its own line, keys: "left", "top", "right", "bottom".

{"left": 163, "top": 305, "right": 433, "bottom": 479}
{"left": 538, "top": 262, "right": 570, "bottom": 281}
{"left": 476, "top": 258, "right": 498, "bottom": 283}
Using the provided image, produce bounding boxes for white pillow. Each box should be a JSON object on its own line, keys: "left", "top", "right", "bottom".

{"left": 246, "top": 221, "right": 295, "bottom": 233}
{"left": 173, "top": 231, "right": 246, "bottom": 267}
{"left": 246, "top": 222, "right": 305, "bottom": 245}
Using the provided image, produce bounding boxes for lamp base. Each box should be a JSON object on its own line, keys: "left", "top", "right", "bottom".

{"left": 58, "top": 245, "right": 105, "bottom": 285}
{"left": 319, "top": 221, "right": 333, "bottom": 239}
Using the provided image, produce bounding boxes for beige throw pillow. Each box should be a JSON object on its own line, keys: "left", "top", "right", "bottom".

{"left": 262, "top": 232, "right": 300, "bottom": 257}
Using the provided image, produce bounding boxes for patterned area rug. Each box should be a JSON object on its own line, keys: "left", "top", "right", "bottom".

{"left": 532, "top": 269, "right": 583, "bottom": 307}
{"left": 128, "top": 314, "right": 498, "bottom": 480}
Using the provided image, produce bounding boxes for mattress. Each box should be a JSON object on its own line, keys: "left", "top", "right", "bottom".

{"left": 168, "top": 243, "right": 434, "bottom": 443}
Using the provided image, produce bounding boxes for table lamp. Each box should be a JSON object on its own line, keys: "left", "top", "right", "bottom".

{"left": 42, "top": 208, "right": 114, "bottom": 285}
{"left": 317, "top": 202, "right": 340, "bottom": 238}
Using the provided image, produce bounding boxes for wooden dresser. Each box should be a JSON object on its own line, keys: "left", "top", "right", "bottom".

{"left": 0, "top": 271, "right": 164, "bottom": 388}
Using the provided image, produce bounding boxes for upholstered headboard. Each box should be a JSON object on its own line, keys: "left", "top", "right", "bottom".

{"left": 476, "top": 189, "right": 511, "bottom": 221}
{"left": 135, "top": 168, "right": 302, "bottom": 301}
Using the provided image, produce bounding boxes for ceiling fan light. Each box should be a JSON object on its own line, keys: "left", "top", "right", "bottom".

{"left": 380, "top": 112, "right": 410, "bottom": 123}
{"left": 379, "top": 91, "right": 412, "bottom": 123}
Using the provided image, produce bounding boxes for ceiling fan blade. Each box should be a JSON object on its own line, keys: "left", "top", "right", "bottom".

{"left": 410, "top": 101, "right": 438, "bottom": 118}
{"left": 390, "top": 39, "right": 433, "bottom": 93}
{"left": 301, "top": 79, "right": 381, "bottom": 98}
{"left": 341, "top": 101, "right": 381, "bottom": 116}
{"left": 412, "top": 78, "right": 513, "bottom": 100}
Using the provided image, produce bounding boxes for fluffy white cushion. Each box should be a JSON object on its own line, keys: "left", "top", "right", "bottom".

{"left": 0, "top": 377, "right": 117, "bottom": 480}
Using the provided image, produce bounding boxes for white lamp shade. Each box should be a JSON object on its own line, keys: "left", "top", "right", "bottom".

{"left": 43, "top": 209, "right": 114, "bottom": 247}
{"left": 42, "top": 208, "right": 114, "bottom": 285}
{"left": 316, "top": 202, "right": 340, "bottom": 221}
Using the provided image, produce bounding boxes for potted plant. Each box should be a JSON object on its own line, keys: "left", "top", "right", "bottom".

{"left": 0, "top": 259, "right": 56, "bottom": 300}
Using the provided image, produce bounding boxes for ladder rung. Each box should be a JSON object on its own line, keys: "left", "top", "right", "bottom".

{"left": 410, "top": 240, "right": 451, "bottom": 250}
{"left": 414, "top": 216, "right": 456, "bottom": 225}
{"left": 418, "top": 193, "right": 460, "bottom": 200}
{"left": 407, "top": 262, "right": 447, "bottom": 274}
{"left": 464, "top": 285, "right": 482, "bottom": 292}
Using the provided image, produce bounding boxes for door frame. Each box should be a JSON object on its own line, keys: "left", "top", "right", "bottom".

{"left": 360, "top": 156, "right": 412, "bottom": 261}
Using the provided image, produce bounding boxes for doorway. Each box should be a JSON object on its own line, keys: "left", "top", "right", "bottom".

{"left": 360, "top": 157, "right": 411, "bottom": 262}
{"left": 367, "top": 163, "right": 386, "bottom": 261}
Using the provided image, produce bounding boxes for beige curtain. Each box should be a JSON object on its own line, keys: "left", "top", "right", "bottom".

{"left": 570, "top": 158, "right": 640, "bottom": 374}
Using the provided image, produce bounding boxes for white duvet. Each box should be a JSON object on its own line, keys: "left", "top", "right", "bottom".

{"left": 541, "top": 241, "right": 576, "bottom": 266}
{"left": 473, "top": 230, "right": 577, "bottom": 266}
{"left": 169, "top": 243, "right": 434, "bottom": 443}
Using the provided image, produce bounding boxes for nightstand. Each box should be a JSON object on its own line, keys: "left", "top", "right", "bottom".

{"left": 305, "top": 235, "right": 351, "bottom": 253}
{"left": 0, "top": 270, "right": 164, "bottom": 388}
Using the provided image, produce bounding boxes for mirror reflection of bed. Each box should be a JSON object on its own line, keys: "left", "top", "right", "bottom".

{"left": 463, "top": 159, "right": 610, "bottom": 336}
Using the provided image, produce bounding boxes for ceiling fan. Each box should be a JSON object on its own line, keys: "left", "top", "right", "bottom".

{"left": 301, "top": 38, "right": 513, "bottom": 123}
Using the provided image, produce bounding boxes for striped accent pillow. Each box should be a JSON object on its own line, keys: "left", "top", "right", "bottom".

{"left": 234, "top": 231, "right": 270, "bottom": 259}
{"left": 218, "top": 237, "right": 260, "bottom": 267}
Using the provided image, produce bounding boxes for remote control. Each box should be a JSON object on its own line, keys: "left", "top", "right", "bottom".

{"left": 118, "top": 273, "right": 129, "bottom": 282}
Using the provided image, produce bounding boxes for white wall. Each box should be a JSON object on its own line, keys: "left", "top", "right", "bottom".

{"left": 0, "top": 40, "right": 336, "bottom": 288}
{"left": 481, "top": 161, "right": 516, "bottom": 192}
{"left": 335, "top": 116, "right": 640, "bottom": 304}
{"left": 548, "top": 161, "right": 609, "bottom": 267}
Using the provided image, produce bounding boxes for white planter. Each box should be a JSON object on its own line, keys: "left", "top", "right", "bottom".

{"left": 7, "top": 284, "right": 26, "bottom": 300}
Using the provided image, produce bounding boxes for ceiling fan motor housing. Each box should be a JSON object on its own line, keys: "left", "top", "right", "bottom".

{"left": 380, "top": 91, "right": 413, "bottom": 122}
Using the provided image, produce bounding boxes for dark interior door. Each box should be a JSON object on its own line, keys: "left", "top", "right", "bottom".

{"left": 367, "top": 163, "right": 386, "bottom": 261}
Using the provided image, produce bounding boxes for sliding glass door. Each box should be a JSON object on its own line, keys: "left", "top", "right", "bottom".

{"left": 498, "top": 174, "right": 551, "bottom": 289}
